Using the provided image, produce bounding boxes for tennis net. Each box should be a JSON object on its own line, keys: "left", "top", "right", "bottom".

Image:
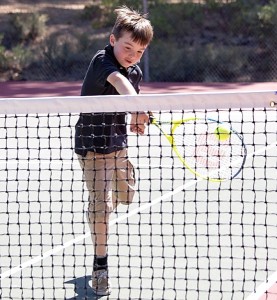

{"left": 0, "top": 91, "right": 276, "bottom": 300}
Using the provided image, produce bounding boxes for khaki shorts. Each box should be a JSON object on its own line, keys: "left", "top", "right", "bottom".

{"left": 78, "top": 149, "right": 136, "bottom": 215}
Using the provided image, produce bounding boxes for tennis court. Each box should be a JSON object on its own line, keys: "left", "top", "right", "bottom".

{"left": 0, "top": 84, "right": 276, "bottom": 299}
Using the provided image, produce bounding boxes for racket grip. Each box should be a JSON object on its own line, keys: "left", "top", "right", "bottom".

{"left": 148, "top": 111, "right": 155, "bottom": 124}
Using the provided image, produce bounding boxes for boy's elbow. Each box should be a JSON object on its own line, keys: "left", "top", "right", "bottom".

{"left": 107, "top": 72, "right": 137, "bottom": 95}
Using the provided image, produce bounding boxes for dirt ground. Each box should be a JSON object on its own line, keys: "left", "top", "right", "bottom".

{"left": 0, "top": 1, "right": 207, "bottom": 38}
{"left": 0, "top": 0, "right": 92, "bottom": 14}
{"left": 0, "top": 0, "right": 94, "bottom": 36}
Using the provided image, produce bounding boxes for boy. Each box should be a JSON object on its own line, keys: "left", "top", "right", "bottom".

{"left": 75, "top": 6, "right": 154, "bottom": 296}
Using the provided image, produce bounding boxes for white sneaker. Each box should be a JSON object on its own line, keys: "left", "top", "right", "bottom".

{"left": 91, "top": 269, "right": 111, "bottom": 296}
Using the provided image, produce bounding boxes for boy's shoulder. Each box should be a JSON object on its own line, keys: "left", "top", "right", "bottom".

{"left": 92, "top": 45, "right": 114, "bottom": 62}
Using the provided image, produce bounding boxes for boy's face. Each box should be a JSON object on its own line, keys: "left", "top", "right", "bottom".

{"left": 110, "top": 32, "right": 147, "bottom": 68}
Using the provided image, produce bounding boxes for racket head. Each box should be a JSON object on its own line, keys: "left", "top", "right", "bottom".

{"left": 171, "top": 118, "right": 247, "bottom": 181}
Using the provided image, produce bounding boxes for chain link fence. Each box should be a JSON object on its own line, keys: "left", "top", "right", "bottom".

{"left": 0, "top": 0, "right": 276, "bottom": 82}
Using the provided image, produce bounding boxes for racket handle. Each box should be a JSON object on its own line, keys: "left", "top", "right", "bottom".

{"left": 148, "top": 111, "right": 155, "bottom": 124}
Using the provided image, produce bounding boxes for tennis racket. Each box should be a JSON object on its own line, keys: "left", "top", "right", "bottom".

{"left": 149, "top": 112, "right": 247, "bottom": 182}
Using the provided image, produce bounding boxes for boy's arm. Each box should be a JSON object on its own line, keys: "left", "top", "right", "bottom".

{"left": 107, "top": 71, "right": 137, "bottom": 95}
{"left": 107, "top": 71, "right": 148, "bottom": 135}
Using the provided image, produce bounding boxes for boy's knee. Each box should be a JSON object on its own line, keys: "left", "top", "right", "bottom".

{"left": 87, "top": 210, "right": 108, "bottom": 224}
{"left": 87, "top": 200, "right": 113, "bottom": 223}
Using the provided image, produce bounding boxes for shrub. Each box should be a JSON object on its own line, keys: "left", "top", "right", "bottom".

{"left": 0, "top": 34, "right": 8, "bottom": 69}
{"left": 150, "top": 3, "right": 203, "bottom": 40}
{"left": 1, "top": 0, "right": 277, "bottom": 82}
{"left": 25, "top": 33, "right": 107, "bottom": 80}
{"left": 8, "top": 45, "right": 33, "bottom": 70}
{"left": 82, "top": 5, "right": 110, "bottom": 29}
{"left": 149, "top": 39, "right": 254, "bottom": 82}
{"left": 258, "top": 1, "right": 277, "bottom": 35}
{"left": 0, "top": 33, "right": 33, "bottom": 80}
{"left": 7, "top": 12, "right": 48, "bottom": 45}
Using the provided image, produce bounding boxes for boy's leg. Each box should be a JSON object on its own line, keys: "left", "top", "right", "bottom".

{"left": 78, "top": 151, "right": 115, "bottom": 296}
{"left": 112, "top": 148, "right": 136, "bottom": 206}
{"left": 78, "top": 151, "right": 115, "bottom": 256}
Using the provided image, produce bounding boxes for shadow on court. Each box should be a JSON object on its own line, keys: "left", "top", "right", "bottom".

{"left": 65, "top": 275, "right": 107, "bottom": 300}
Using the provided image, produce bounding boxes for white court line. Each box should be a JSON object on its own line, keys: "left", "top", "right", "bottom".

{"left": 0, "top": 178, "right": 199, "bottom": 280}
{"left": 1, "top": 140, "right": 277, "bottom": 282}
{"left": 245, "top": 270, "right": 277, "bottom": 300}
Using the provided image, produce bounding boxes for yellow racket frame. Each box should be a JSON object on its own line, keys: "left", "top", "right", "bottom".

{"left": 150, "top": 114, "right": 246, "bottom": 182}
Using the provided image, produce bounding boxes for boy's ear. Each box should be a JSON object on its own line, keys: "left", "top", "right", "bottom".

{"left": 110, "top": 34, "right": 116, "bottom": 46}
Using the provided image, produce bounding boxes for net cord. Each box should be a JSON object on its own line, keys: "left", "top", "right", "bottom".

{"left": 0, "top": 90, "right": 276, "bottom": 114}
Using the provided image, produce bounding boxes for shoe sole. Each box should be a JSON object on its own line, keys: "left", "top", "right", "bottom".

{"left": 92, "top": 287, "right": 111, "bottom": 296}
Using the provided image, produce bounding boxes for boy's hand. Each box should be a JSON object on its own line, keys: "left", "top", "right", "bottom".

{"left": 130, "top": 112, "right": 149, "bottom": 135}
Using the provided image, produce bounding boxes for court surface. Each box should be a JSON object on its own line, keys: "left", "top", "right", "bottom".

{"left": 0, "top": 81, "right": 276, "bottom": 97}
{"left": 0, "top": 82, "right": 276, "bottom": 299}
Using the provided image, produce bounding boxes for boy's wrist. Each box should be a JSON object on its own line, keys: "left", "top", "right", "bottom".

{"left": 130, "top": 111, "right": 147, "bottom": 114}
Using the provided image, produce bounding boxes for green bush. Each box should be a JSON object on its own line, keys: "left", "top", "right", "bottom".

{"left": 25, "top": 33, "right": 107, "bottom": 80}
{"left": 258, "top": 1, "right": 277, "bottom": 35}
{"left": 0, "top": 35, "right": 8, "bottom": 71}
{"left": 1, "top": 0, "right": 277, "bottom": 82}
{"left": 149, "top": 39, "right": 255, "bottom": 82}
{"left": 0, "top": 34, "right": 33, "bottom": 79}
{"left": 7, "top": 12, "right": 48, "bottom": 45}
{"left": 82, "top": 4, "right": 110, "bottom": 29}
{"left": 8, "top": 45, "right": 32, "bottom": 70}
{"left": 82, "top": 0, "right": 164, "bottom": 29}
{"left": 150, "top": 3, "right": 203, "bottom": 39}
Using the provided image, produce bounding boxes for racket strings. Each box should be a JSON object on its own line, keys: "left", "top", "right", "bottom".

{"left": 172, "top": 121, "right": 246, "bottom": 180}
